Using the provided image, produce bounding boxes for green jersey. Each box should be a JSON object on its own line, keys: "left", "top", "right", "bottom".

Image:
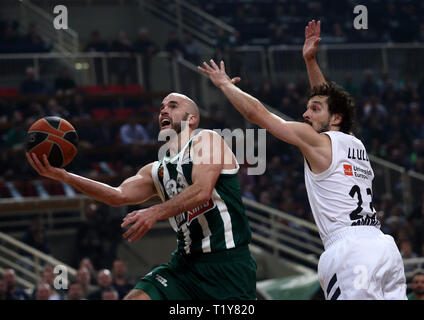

{"left": 151, "top": 132, "right": 252, "bottom": 256}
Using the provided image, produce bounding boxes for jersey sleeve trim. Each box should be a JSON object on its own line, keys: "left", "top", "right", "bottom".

{"left": 304, "top": 131, "right": 337, "bottom": 181}
{"left": 151, "top": 160, "right": 166, "bottom": 202}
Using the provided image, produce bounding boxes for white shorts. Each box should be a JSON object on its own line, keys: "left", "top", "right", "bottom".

{"left": 318, "top": 226, "right": 407, "bottom": 300}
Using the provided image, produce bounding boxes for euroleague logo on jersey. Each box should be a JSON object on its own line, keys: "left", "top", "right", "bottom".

{"left": 343, "top": 164, "right": 353, "bottom": 176}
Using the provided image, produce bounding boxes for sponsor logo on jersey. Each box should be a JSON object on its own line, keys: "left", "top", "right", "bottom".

{"left": 174, "top": 199, "right": 216, "bottom": 229}
{"left": 343, "top": 164, "right": 373, "bottom": 179}
{"left": 187, "top": 199, "right": 215, "bottom": 225}
{"left": 352, "top": 165, "right": 372, "bottom": 180}
{"left": 344, "top": 164, "right": 353, "bottom": 176}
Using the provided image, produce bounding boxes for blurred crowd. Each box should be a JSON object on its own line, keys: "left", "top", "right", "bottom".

{"left": 0, "top": 20, "right": 52, "bottom": 54}
{"left": 187, "top": 0, "right": 424, "bottom": 45}
{"left": 0, "top": 257, "right": 134, "bottom": 300}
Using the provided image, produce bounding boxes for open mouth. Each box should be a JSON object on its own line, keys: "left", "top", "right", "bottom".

{"left": 160, "top": 118, "right": 171, "bottom": 128}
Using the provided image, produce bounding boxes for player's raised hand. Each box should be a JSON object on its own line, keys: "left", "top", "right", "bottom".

{"left": 303, "top": 20, "right": 321, "bottom": 61}
{"left": 26, "top": 152, "right": 67, "bottom": 181}
{"left": 198, "top": 59, "right": 241, "bottom": 89}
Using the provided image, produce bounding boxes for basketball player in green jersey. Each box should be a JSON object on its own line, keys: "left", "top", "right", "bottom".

{"left": 26, "top": 92, "right": 257, "bottom": 300}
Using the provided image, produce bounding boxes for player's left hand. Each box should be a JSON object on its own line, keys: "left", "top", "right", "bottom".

{"left": 303, "top": 20, "right": 321, "bottom": 61}
{"left": 198, "top": 59, "right": 241, "bottom": 89}
{"left": 121, "top": 206, "right": 159, "bottom": 243}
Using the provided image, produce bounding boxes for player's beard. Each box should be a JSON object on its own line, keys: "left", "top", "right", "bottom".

{"left": 171, "top": 112, "right": 190, "bottom": 134}
{"left": 316, "top": 116, "right": 331, "bottom": 133}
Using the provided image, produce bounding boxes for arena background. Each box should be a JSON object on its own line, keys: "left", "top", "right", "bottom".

{"left": 0, "top": 0, "right": 423, "bottom": 300}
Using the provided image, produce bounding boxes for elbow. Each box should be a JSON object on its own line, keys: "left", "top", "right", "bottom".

{"left": 244, "top": 108, "right": 259, "bottom": 124}
{"left": 244, "top": 101, "right": 263, "bottom": 124}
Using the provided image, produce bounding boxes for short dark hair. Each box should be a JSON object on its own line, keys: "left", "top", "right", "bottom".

{"left": 308, "top": 81, "right": 355, "bottom": 134}
{"left": 412, "top": 269, "right": 424, "bottom": 279}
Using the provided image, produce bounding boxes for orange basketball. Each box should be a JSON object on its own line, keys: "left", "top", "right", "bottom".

{"left": 25, "top": 116, "right": 78, "bottom": 167}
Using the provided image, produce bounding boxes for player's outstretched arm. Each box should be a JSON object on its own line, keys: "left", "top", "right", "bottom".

{"left": 303, "top": 20, "right": 326, "bottom": 88}
{"left": 26, "top": 152, "right": 156, "bottom": 207}
{"left": 198, "top": 60, "right": 325, "bottom": 152}
{"left": 121, "top": 130, "right": 228, "bottom": 243}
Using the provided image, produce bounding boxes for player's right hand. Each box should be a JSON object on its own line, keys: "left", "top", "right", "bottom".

{"left": 26, "top": 152, "right": 67, "bottom": 181}
{"left": 198, "top": 59, "right": 241, "bottom": 89}
{"left": 303, "top": 20, "right": 321, "bottom": 61}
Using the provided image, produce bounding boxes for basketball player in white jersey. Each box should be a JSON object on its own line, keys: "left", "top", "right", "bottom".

{"left": 198, "top": 20, "right": 407, "bottom": 299}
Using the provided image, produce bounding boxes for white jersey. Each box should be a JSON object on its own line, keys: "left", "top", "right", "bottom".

{"left": 304, "top": 131, "right": 380, "bottom": 244}
{"left": 304, "top": 131, "right": 406, "bottom": 300}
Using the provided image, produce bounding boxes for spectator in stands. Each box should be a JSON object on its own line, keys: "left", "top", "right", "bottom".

{"left": 35, "top": 283, "right": 51, "bottom": 300}
{"left": 54, "top": 69, "right": 76, "bottom": 95}
{"left": 79, "top": 257, "right": 97, "bottom": 285}
{"left": 111, "top": 259, "right": 133, "bottom": 299}
{"left": 400, "top": 239, "right": 419, "bottom": 272}
{"left": 363, "top": 95, "right": 388, "bottom": 119}
{"left": 110, "top": 31, "right": 134, "bottom": 84}
{"left": 87, "top": 269, "right": 114, "bottom": 300}
{"left": 408, "top": 270, "right": 424, "bottom": 300}
{"left": 270, "top": 25, "right": 286, "bottom": 45}
{"left": 410, "top": 193, "right": 424, "bottom": 255}
{"left": 133, "top": 27, "right": 159, "bottom": 91}
{"left": 341, "top": 72, "right": 360, "bottom": 97}
{"left": 361, "top": 70, "right": 380, "bottom": 99}
{"left": 0, "top": 22, "right": 19, "bottom": 53}
{"left": 40, "top": 264, "right": 64, "bottom": 300}
{"left": 20, "top": 67, "right": 46, "bottom": 94}
{"left": 214, "top": 28, "right": 241, "bottom": 76}
{"left": 76, "top": 266, "right": 98, "bottom": 298}
{"left": 0, "top": 99, "right": 12, "bottom": 123}
{"left": 24, "top": 101, "right": 46, "bottom": 120}
{"left": 164, "top": 31, "right": 185, "bottom": 59}
{"left": 6, "top": 118, "right": 26, "bottom": 150}
{"left": 85, "top": 30, "right": 109, "bottom": 52}
{"left": 20, "top": 22, "right": 52, "bottom": 53}
{"left": 183, "top": 33, "right": 201, "bottom": 65}
{"left": 102, "top": 287, "right": 119, "bottom": 300}
{"left": 111, "top": 30, "right": 133, "bottom": 52}
{"left": 22, "top": 218, "right": 50, "bottom": 255}
{"left": 85, "top": 30, "right": 109, "bottom": 84}
{"left": 67, "top": 280, "right": 85, "bottom": 300}
{"left": 46, "top": 97, "right": 70, "bottom": 118}
{"left": 119, "top": 118, "right": 150, "bottom": 144}
{"left": 75, "top": 204, "right": 105, "bottom": 269}
{"left": 325, "top": 22, "right": 347, "bottom": 43}
{"left": 67, "top": 91, "right": 91, "bottom": 121}
{"left": 0, "top": 273, "right": 10, "bottom": 300}
{"left": 3, "top": 269, "right": 29, "bottom": 300}
{"left": 257, "top": 79, "right": 278, "bottom": 107}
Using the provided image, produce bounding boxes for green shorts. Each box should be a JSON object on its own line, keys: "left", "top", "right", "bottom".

{"left": 134, "top": 245, "right": 257, "bottom": 300}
